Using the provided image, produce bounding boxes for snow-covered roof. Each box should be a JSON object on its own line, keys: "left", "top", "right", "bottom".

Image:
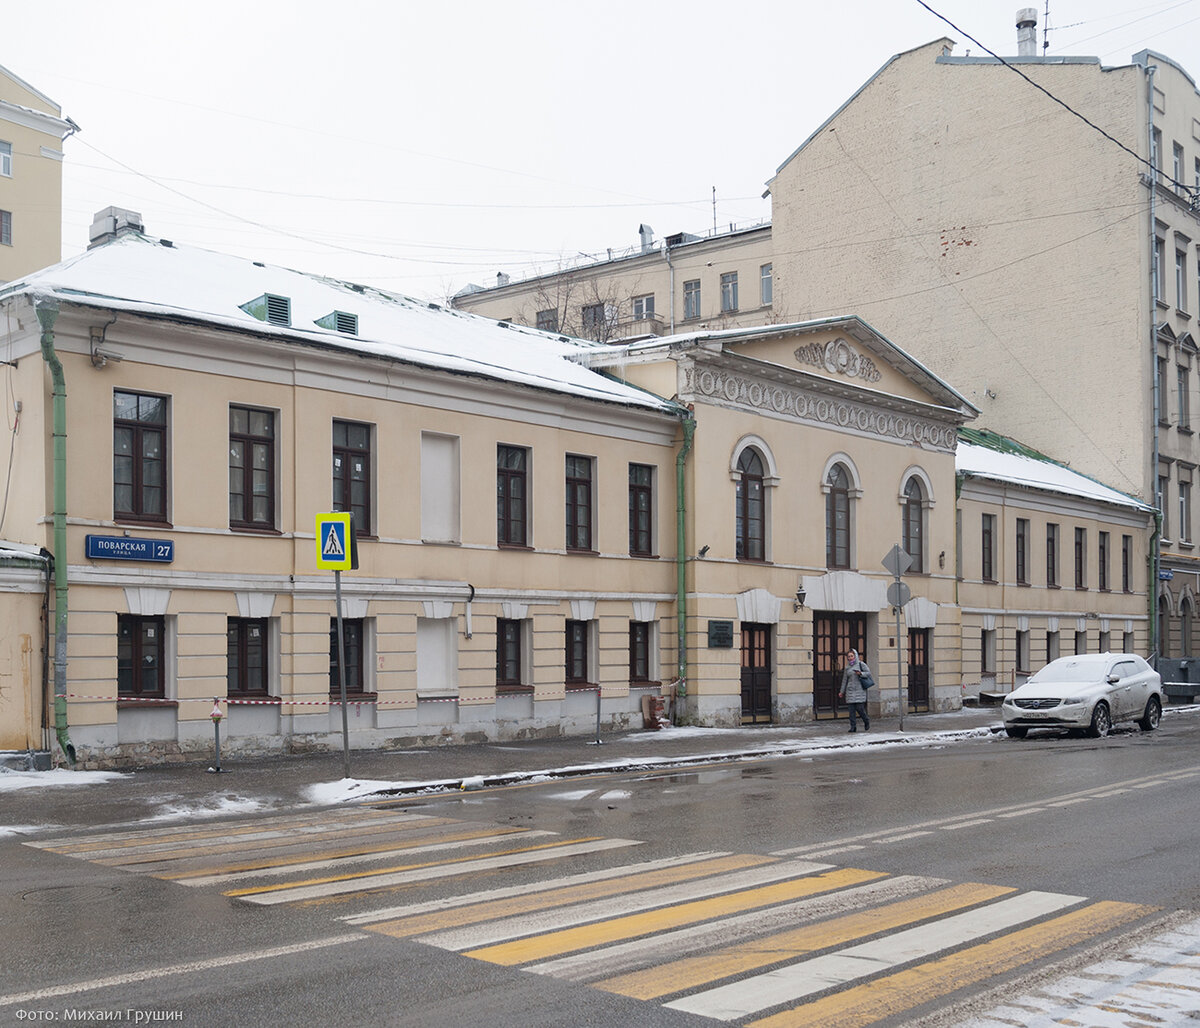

{"left": 1, "top": 233, "right": 682, "bottom": 416}
{"left": 957, "top": 436, "right": 1152, "bottom": 512}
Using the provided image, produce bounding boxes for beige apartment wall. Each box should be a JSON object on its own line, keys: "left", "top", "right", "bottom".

{"left": 0, "top": 585, "right": 42, "bottom": 750}
{"left": 0, "top": 69, "right": 67, "bottom": 283}
{"left": 770, "top": 42, "right": 1151, "bottom": 501}
{"left": 454, "top": 228, "right": 775, "bottom": 340}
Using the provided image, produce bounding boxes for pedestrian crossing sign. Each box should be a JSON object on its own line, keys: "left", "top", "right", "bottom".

{"left": 316, "top": 512, "right": 357, "bottom": 571}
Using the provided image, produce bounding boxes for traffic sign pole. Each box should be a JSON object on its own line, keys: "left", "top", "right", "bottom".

{"left": 882, "top": 544, "right": 914, "bottom": 732}
{"left": 334, "top": 568, "right": 351, "bottom": 780}
{"left": 317, "top": 513, "right": 357, "bottom": 780}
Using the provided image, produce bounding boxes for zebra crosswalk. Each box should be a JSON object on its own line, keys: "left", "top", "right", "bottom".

{"left": 27, "top": 804, "right": 1175, "bottom": 1026}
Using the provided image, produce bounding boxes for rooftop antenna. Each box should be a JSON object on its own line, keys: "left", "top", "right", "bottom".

{"left": 712, "top": 186, "right": 717, "bottom": 235}
{"left": 1043, "top": 0, "right": 1051, "bottom": 53}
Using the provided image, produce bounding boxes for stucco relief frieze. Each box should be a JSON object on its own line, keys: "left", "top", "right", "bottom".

{"left": 691, "top": 366, "right": 956, "bottom": 450}
{"left": 794, "top": 338, "right": 882, "bottom": 383}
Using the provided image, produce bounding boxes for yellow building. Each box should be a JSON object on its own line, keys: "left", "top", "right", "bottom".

{"left": 0, "top": 62, "right": 76, "bottom": 285}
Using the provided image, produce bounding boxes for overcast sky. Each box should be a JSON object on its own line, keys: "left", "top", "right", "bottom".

{"left": 7, "top": 1, "right": 1199, "bottom": 301}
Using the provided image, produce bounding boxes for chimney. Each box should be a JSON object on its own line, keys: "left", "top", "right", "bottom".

{"left": 496, "top": 271, "right": 510, "bottom": 287}
{"left": 638, "top": 223, "right": 655, "bottom": 253}
{"left": 1016, "top": 8, "right": 1038, "bottom": 56}
{"left": 88, "top": 206, "right": 144, "bottom": 249}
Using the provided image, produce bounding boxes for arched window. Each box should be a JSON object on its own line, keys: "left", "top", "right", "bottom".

{"left": 736, "top": 449, "right": 765, "bottom": 561}
{"left": 826, "top": 464, "right": 851, "bottom": 569}
{"left": 902, "top": 477, "right": 925, "bottom": 573}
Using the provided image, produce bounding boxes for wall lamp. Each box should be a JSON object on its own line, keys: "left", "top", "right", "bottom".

{"left": 793, "top": 585, "right": 807, "bottom": 612}
{"left": 697, "top": 545, "right": 710, "bottom": 558}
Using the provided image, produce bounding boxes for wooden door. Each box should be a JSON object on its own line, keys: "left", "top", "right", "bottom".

{"left": 908, "top": 629, "right": 930, "bottom": 712}
{"left": 814, "top": 614, "right": 867, "bottom": 718}
{"left": 740, "top": 623, "right": 772, "bottom": 723}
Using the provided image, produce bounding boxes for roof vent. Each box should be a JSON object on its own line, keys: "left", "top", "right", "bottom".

{"left": 496, "top": 272, "right": 511, "bottom": 287}
{"left": 316, "top": 310, "right": 358, "bottom": 335}
{"left": 160, "top": 239, "right": 174, "bottom": 248}
{"left": 239, "top": 293, "right": 292, "bottom": 326}
{"left": 88, "top": 206, "right": 144, "bottom": 249}
{"left": 1016, "top": 7, "right": 1038, "bottom": 56}
{"left": 638, "top": 223, "right": 655, "bottom": 253}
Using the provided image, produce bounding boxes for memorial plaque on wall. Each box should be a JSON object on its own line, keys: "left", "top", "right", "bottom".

{"left": 707, "top": 620, "right": 734, "bottom": 648}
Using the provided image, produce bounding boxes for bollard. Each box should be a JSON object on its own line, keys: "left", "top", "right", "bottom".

{"left": 208, "top": 698, "right": 225, "bottom": 773}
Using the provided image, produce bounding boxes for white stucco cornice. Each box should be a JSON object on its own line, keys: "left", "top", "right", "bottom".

{"left": 0, "top": 98, "right": 74, "bottom": 138}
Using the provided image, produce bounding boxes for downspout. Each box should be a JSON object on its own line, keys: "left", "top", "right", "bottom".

{"left": 665, "top": 245, "right": 676, "bottom": 334}
{"left": 35, "top": 296, "right": 75, "bottom": 765}
{"left": 1147, "top": 62, "right": 1161, "bottom": 662}
{"left": 674, "top": 412, "right": 695, "bottom": 725}
{"left": 40, "top": 548, "right": 52, "bottom": 750}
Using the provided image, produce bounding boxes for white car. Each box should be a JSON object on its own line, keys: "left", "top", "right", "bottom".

{"left": 1001, "top": 653, "right": 1163, "bottom": 739}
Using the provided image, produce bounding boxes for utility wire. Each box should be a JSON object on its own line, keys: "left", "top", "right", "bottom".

{"left": 916, "top": 0, "right": 1192, "bottom": 193}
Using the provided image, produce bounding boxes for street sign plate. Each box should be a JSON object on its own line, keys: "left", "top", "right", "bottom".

{"left": 887, "top": 581, "right": 912, "bottom": 607}
{"left": 86, "top": 535, "right": 174, "bottom": 563}
{"left": 882, "top": 544, "right": 913, "bottom": 577}
{"left": 316, "top": 513, "right": 354, "bottom": 571}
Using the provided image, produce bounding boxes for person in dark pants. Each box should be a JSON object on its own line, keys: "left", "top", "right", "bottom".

{"left": 839, "top": 648, "right": 871, "bottom": 732}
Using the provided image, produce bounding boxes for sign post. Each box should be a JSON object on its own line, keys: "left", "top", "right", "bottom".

{"left": 882, "top": 544, "right": 913, "bottom": 732}
{"left": 316, "top": 513, "right": 358, "bottom": 779}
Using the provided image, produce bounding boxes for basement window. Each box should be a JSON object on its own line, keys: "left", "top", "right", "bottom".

{"left": 316, "top": 310, "right": 359, "bottom": 336}
{"left": 239, "top": 293, "right": 292, "bottom": 327}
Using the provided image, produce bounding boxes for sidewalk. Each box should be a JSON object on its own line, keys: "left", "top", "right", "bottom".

{"left": 1, "top": 708, "right": 1003, "bottom": 837}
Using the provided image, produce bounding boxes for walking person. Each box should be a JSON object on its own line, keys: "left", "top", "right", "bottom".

{"left": 839, "top": 648, "right": 872, "bottom": 733}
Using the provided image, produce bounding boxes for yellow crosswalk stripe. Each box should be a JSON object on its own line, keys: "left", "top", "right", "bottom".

{"left": 745, "top": 900, "right": 1157, "bottom": 1028}
{"left": 366, "top": 853, "right": 778, "bottom": 939}
{"left": 596, "top": 880, "right": 1015, "bottom": 1000}
{"left": 464, "top": 867, "right": 886, "bottom": 966}
{"left": 223, "top": 836, "right": 609, "bottom": 898}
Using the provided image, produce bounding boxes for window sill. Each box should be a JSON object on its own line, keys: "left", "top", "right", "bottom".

{"left": 229, "top": 525, "right": 282, "bottom": 535}
{"left": 629, "top": 551, "right": 659, "bottom": 560}
{"left": 630, "top": 679, "right": 663, "bottom": 688}
{"left": 737, "top": 556, "right": 772, "bottom": 565}
{"left": 329, "top": 691, "right": 377, "bottom": 702}
{"left": 565, "top": 682, "right": 597, "bottom": 691}
{"left": 1157, "top": 299, "right": 1171, "bottom": 310}
{"left": 1075, "top": 586, "right": 1089, "bottom": 591}
{"left": 497, "top": 542, "right": 534, "bottom": 551}
{"left": 1180, "top": 540, "right": 1195, "bottom": 549}
{"left": 1179, "top": 427, "right": 1194, "bottom": 435}
{"left": 1017, "top": 580, "right": 1031, "bottom": 587}
{"left": 117, "top": 698, "right": 174, "bottom": 709}
{"left": 566, "top": 548, "right": 599, "bottom": 557}
{"left": 496, "top": 685, "right": 534, "bottom": 696}
{"left": 113, "top": 518, "right": 174, "bottom": 530}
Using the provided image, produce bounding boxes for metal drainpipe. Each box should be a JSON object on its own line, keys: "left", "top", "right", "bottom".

{"left": 35, "top": 296, "right": 75, "bottom": 765}
{"left": 674, "top": 413, "right": 695, "bottom": 725}
{"left": 1147, "top": 62, "right": 1161, "bottom": 662}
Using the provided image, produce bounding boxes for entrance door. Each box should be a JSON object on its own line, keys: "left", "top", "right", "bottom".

{"left": 740, "top": 623, "right": 772, "bottom": 723}
{"left": 814, "top": 614, "right": 868, "bottom": 718}
{"left": 908, "top": 629, "right": 930, "bottom": 712}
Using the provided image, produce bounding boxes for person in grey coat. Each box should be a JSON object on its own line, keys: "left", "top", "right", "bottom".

{"left": 839, "top": 648, "right": 871, "bottom": 733}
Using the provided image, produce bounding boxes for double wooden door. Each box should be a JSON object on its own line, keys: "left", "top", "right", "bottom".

{"left": 813, "top": 614, "right": 867, "bottom": 717}
{"left": 740, "top": 623, "right": 772, "bottom": 723}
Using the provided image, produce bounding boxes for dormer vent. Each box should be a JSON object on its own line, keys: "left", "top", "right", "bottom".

{"left": 316, "top": 310, "right": 359, "bottom": 335}
{"left": 240, "top": 293, "right": 292, "bottom": 326}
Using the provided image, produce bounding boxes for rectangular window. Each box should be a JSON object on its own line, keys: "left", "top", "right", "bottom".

{"left": 565, "top": 619, "right": 589, "bottom": 684}
{"left": 536, "top": 308, "right": 558, "bottom": 332}
{"left": 496, "top": 618, "right": 524, "bottom": 689}
{"left": 981, "top": 629, "right": 995, "bottom": 675}
{"left": 1046, "top": 523, "right": 1059, "bottom": 587}
{"left": 227, "top": 618, "right": 268, "bottom": 695}
{"left": 1174, "top": 142, "right": 1185, "bottom": 187}
{"left": 720, "top": 271, "right": 739, "bottom": 312}
{"left": 1152, "top": 128, "right": 1163, "bottom": 181}
{"left": 632, "top": 294, "right": 655, "bottom": 320}
{"left": 981, "top": 513, "right": 996, "bottom": 582}
{"left": 1075, "top": 527, "right": 1087, "bottom": 589}
{"left": 1016, "top": 518, "right": 1030, "bottom": 585}
{"left": 630, "top": 621, "right": 652, "bottom": 682}
{"left": 1098, "top": 531, "right": 1110, "bottom": 591}
{"left": 628, "top": 463, "right": 654, "bottom": 556}
{"left": 1179, "top": 365, "right": 1191, "bottom": 430}
{"left": 421, "top": 433, "right": 461, "bottom": 543}
{"left": 332, "top": 419, "right": 372, "bottom": 536}
{"left": 1155, "top": 237, "right": 1167, "bottom": 303}
{"left": 1177, "top": 249, "right": 1189, "bottom": 311}
{"left": 1016, "top": 630, "right": 1030, "bottom": 674}
{"left": 0, "top": 141, "right": 10, "bottom": 177}
{"left": 1181, "top": 480, "right": 1193, "bottom": 543}
{"left": 0, "top": 209, "right": 10, "bottom": 246}
{"left": 1099, "top": 629, "right": 1111, "bottom": 653}
{"left": 1123, "top": 630, "right": 1135, "bottom": 652}
{"left": 760, "top": 263, "right": 773, "bottom": 306}
{"left": 565, "top": 454, "right": 593, "bottom": 551}
{"left": 1075, "top": 630, "right": 1087, "bottom": 655}
{"left": 1160, "top": 472, "right": 1171, "bottom": 539}
{"left": 1122, "top": 534, "right": 1133, "bottom": 592}
{"left": 329, "top": 618, "right": 365, "bottom": 695}
{"left": 229, "top": 406, "right": 275, "bottom": 530}
{"left": 497, "top": 445, "right": 529, "bottom": 547}
{"left": 1158, "top": 357, "right": 1170, "bottom": 423}
{"left": 581, "top": 302, "right": 614, "bottom": 340}
{"left": 114, "top": 390, "right": 168, "bottom": 522}
{"left": 1047, "top": 630, "right": 1060, "bottom": 663}
{"left": 683, "top": 279, "right": 701, "bottom": 319}
{"left": 118, "top": 615, "right": 166, "bottom": 698}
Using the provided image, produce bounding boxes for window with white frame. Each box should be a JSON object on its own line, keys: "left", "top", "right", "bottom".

{"left": 0, "top": 142, "right": 10, "bottom": 177}
{"left": 632, "top": 294, "right": 655, "bottom": 320}
{"left": 1155, "top": 237, "right": 1167, "bottom": 303}
{"left": 0, "top": 210, "right": 10, "bottom": 247}
{"left": 1174, "top": 142, "right": 1185, "bottom": 190}
{"left": 1159, "top": 469, "right": 1171, "bottom": 541}
{"left": 760, "top": 264, "right": 773, "bottom": 306}
{"left": 1179, "top": 363, "right": 1191, "bottom": 430}
{"left": 901, "top": 477, "right": 925, "bottom": 573}
{"left": 720, "top": 272, "right": 738, "bottom": 312}
{"left": 1159, "top": 357, "right": 1170, "bottom": 423}
{"left": 683, "top": 279, "right": 701, "bottom": 319}
{"left": 1177, "top": 248, "right": 1189, "bottom": 311}
{"left": 1181, "top": 476, "right": 1193, "bottom": 543}
{"left": 1152, "top": 128, "right": 1162, "bottom": 181}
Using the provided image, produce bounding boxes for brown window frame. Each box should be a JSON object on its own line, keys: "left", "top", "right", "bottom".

{"left": 628, "top": 463, "right": 654, "bottom": 556}
{"left": 228, "top": 617, "right": 269, "bottom": 696}
{"left": 114, "top": 390, "right": 168, "bottom": 524}
{"left": 565, "top": 455, "right": 594, "bottom": 552}
{"left": 329, "top": 617, "right": 365, "bottom": 696}
{"left": 736, "top": 449, "right": 765, "bottom": 561}
{"left": 565, "top": 619, "right": 589, "bottom": 684}
{"left": 118, "top": 614, "right": 166, "bottom": 698}
{"left": 630, "top": 621, "right": 652, "bottom": 683}
{"left": 497, "top": 445, "right": 529, "bottom": 547}
{"left": 229, "top": 406, "right": 276, "bottom": 531}
{"left": 333, "top": 419, "right": 372, "bottom": 537}
{"left": 496, "top": 618, "right": 524, "bottom": 689}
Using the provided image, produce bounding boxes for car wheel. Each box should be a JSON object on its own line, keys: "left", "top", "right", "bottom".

{"left": 1004, "top": 726, "right": 1028, "bottom": 739}
{"left": 1138, "top": 696, "right": 1162, "bottom": 732}
{"left": 1088, "top": 702, "right": 1112, "bottom": 739}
